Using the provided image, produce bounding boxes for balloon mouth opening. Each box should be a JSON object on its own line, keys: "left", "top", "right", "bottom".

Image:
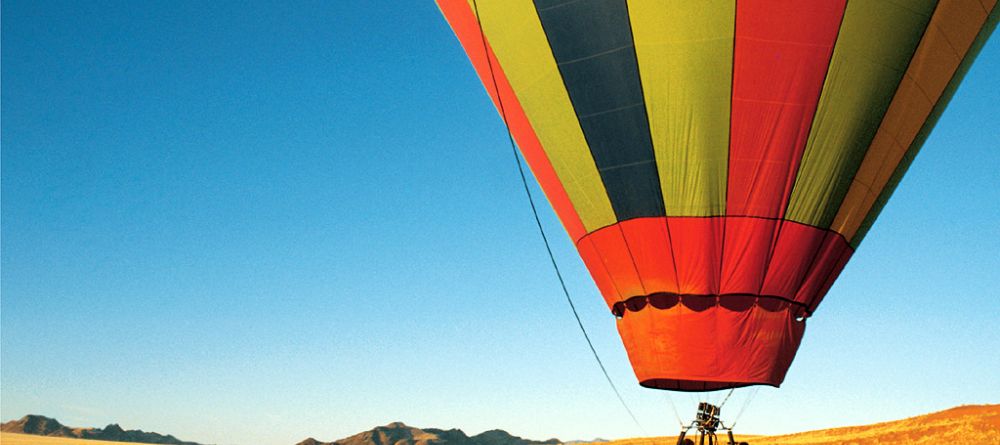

{"left": 611, "top": 293, "right": 809, "bottom": 319}
{"left": 639, "top": 379, "right": 777, "bottom": 392}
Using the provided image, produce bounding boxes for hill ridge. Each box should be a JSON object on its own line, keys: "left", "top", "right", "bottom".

{"left": 296, "top": 422, "right": 560, "bottom": 445}
{"left": 600, "top": 404, "right": 1000, "bottom": 445}
{"left": 0, "top": 414, "right": 202, "bottom": 445}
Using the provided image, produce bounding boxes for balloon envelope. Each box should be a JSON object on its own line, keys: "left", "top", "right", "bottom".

{"left": 438, "top": 0, "right": 998, "bottom": 391}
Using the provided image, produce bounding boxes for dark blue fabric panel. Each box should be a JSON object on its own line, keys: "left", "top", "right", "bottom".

{"left": 534, "top": 0, "right": 664, "bottom": 220}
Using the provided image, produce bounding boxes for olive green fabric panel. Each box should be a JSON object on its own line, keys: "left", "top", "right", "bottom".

{"left": 785, "top": 0, "right": 937, "bottom": 228}
{"left": 628, "top": 0, "right": 734, "bottom": 216}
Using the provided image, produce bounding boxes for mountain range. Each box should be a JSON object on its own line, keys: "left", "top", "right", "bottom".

{"left": 0, "top": 415, "right": 201, "bottom": 445}
{"left": 295, "top": 421, "right": 560, "bottom": 445}
{"left": 2, "top": 404, "right": 998, "bottom": 445}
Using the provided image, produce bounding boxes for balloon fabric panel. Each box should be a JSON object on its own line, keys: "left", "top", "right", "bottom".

{"left": 629, "top": 0, "right": 734, "bottom": 217}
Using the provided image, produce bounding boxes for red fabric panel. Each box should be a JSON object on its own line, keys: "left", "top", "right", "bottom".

{"left": 577, "top": 237, "right": 622, "bottom": 308}
{"left": 619, "top": 218, "right": 679, "bottom": 295}
{"left": 759, "top": 221, "right": 827, "bottom": 300}
{"left": 437, "top": 0, "right": 587, "bottom": 241}
{"left": 759, "top": 221, "right": 851, "bottom": 304}
{"left": 584, "top": 225, "right": 645, "bottom": 305}
{"left": 799, "top": 238, "right": 853, "bottom": 311}
{"left": 721, "top": 217, "right": 778, "bottom": 295}
{"left": 727, "top": 0, "right": 845, "bottom": 217}
{"left": 669, "top": 218, "right": 724, "bottom": 295}
{"left": 579, "top": 217, "right": 851, "bottom": 305}
{"left": 803, "top": 247, "right": 854, "bottom": 313}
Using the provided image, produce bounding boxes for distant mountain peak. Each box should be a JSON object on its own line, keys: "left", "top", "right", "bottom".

{"left": 298, "top": 423, "right": 560, "bottom": 445}
{"left": 0, "top": 414, "right": 201, "bottom": 445}
{"left": 562, "top": 439, "right": 608, "bottom": 445}
{"left": 2, "top": 415, "right": 73, "bottom": 437}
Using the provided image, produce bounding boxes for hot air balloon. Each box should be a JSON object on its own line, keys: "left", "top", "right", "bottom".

{"left": 436, "top": 0, "right": 997, "bottom": 428}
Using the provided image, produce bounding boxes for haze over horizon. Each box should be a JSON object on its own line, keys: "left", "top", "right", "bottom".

{"left": 2, "top": 3, "right": 998, "bottom": 445}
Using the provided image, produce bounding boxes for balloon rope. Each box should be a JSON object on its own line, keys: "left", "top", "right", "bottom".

{"left": 664, "top": 393, "right": 685, "bottom": 428}
{"left": 718, "top": 388, "right": 735, "bottom": 409}
{"left": 729, "top": 387, "right": 759, "bottom": 429}
{"left": 470, "top": 0, "right": 646, "bottom": 434}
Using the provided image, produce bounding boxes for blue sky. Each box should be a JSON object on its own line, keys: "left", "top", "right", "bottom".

{"left": 1, "top": 2, "right": 997, "bottom": 445}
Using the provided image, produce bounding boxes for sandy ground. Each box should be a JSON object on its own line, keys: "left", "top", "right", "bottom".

{"left": 1, "top": 433, "right": 139, "bottom": 445}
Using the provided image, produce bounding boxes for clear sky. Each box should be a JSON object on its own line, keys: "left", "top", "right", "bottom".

{"left": 2, "top": 2, "right": 997, "bottom": 445}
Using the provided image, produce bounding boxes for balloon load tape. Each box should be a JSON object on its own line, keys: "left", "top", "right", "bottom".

{"left": 611, "top": 293, "right": 809, "bottom": 319}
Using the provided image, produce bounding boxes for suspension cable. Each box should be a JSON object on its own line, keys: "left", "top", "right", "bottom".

{"left": 664, "top": 393, "right": 685, "bottom": 428}
{"left": 717, "top": 388, "right": 735, "bottom": 410}
{"left": 729, "top": 387, "right": 760, "bottom": 429}
{"left": 469, "top": 0, "right": 645, "bottom": 433}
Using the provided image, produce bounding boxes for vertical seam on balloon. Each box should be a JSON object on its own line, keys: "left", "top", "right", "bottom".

{"left": 755, "top": 0, "right": 850, "bottom": 299}
{"left": 850, "top": 2, "right": 998, "bottom": 247}
{"left": 719, "top": 0, "right": 738, "bottom": 295}
{"left": 617, "top": 224, "right": 649, "bottom": 296}
{"left": 715, "top": 0, "right": 739, "bottom": 366}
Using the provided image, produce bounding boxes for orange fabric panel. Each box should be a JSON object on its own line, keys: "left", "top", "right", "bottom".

{"left": 618, "top": 303, "right": 805, "bottom": 391}
{"left": 436, "top": 0, "right": 587, "bottom": 241}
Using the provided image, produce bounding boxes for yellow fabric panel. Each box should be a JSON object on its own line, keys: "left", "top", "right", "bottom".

{"left": 469, "top": 0, "right": 616, "bottom": 231}
{"left": 832, "top": 0, "right": 994, "bottom": 240}
{"left": 628, "top": 0, "right": 734, "bottom": 216}
{"left": 785, "top": 0, "right": 937, "bottom": 228}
